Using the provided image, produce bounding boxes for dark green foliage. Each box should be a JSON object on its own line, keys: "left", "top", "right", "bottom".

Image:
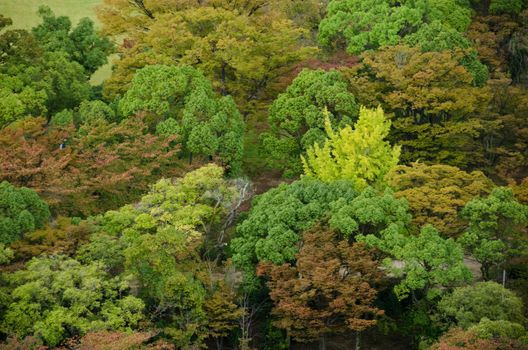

{"left": 32, "top": 6, "right": 113, "bottom": 74}
{"left": 262, "top": 69, "right": 358, "bottom": 176}
{"left": 459, "top": 187, "right": 528, "bottom": 280}
{"left": 489, "top": 0, "right": 525, "bottom": 15}
{"left": 318, "top": 0, "right": 472, "bottom": 54}
{"left": 230, "top": 178, "right": 411, "bottom": 289}
{"left": 119, "top": 65, "right": 245, "bottom": 173}
{"left": 0, "top": 181, "right": 50, "bottom": 244}
{"left": 436, "top": 282, "right": 525, "bottom": 329}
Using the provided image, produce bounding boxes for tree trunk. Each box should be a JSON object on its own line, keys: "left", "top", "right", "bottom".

{"left": 319, "top": 335, "right": 326, "bottom": 350}
{"left": 355, "top": 332, "right": 361, "bottom": 350}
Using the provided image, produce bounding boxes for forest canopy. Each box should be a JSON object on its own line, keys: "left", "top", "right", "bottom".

{"left": 0, "top": 0, "right": 527, "bottom": 349}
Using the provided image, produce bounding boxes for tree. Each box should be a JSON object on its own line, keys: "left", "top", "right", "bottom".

{"left": 32, "top": 6, "right": 113, "bottom": 74}
{"left": 489, "top": 0, "right": 526, "bottom": 15}
{"left": 76, "top": 100, "right": 117, "bottom": 125}
{"left": 436, "top": 282, "right": 525, "bottom": 329}
{"left": 345, "top": 45, "right": 493, "bottom": 168}
{"left": 302, "top": 106, "right": 400, "bottom": 190}
{"left": 0, "top": 116, "right": 184, "bottom": 216}
{"left": 429, "top": 327, "right": 528, "bottom": 350}
{"left": 262, "top": 69, "right": 359, "bottom": 176}
{"left": 0, "top": 181, "right": 50, "bottom": 244}
{"left": 98, "top": 1, "right": 317, "bottom": 114}
{"left": 124, "top": 227, "right": 208, "bottom": 348}
{"left": 458, "top": 187, "right": 528, "bottom": 280}
{"left": 467, "top": 12, "right": 528, "bottom": 83}
{"left": 360, "top": 225, "right": 472, "bottom": 301}
{"left": 260, "top": 225, "right": 383, "bottom": 349}
{"left": 0, "top": 28, "right": 91, "bottom": 125}
{"left": 1, "top": 255, "right": 145, "bottom": 347}
{"left": 119, "top": 65, "right": 245, "bottom": 172}
{"left": 77, "top": 166, "right": 245, "bottom": 347}
{"left": 0, "top": 244, "right": 14, "bottom": 265}
{"left": 10, "top": 216, "right": 92, "bottom": 261}
{"left": 387, "top": 163, "right": 494, "bottom": 237}
{"left": 469, "top": 318, "right": 528, "bottom": 342}
{"left": 231, "top": 179, "right": 411, "bottom": 289}
{"left": 318, "top": 0, "right": 472, "bottom": 55}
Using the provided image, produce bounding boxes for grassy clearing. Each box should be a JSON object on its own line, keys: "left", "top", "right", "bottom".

{"left": 0, "top": 0, "right": 112, "bottom": 85}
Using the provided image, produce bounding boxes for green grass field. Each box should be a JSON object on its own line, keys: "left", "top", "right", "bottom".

{"left": 0, "top": 0, "right": 112, "bottom": 85}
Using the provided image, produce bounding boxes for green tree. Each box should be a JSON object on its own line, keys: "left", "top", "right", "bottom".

{"left": 262, "top": 69, "right": 359, "bottom": 176}
{"left": 77, "top": 165, "right": 244, "bottom": 347}
{"left": 489, "top": 0, "right": 526, "bottom": 15}
{"left": 124, "top": 226, "right": 208, "bottom": 347}
{"left": 459, "top": 187, "right": 528, "bottom": 280}
{"left": 0, "top": 244, "right": 14, "bottom": 265}
{"left": 387, "top": 163, "right": 494, "bottom": 237}
{"left": 76, "top": 100, "right": 117, "bottom": 125}
{"left": 302, "top": 106, "right": 400, "bottom": 190}
{"left": 231, "top": 179, "right": 410, "bottom": 289}
{"left": 318, "top": 0, "right": 472, "bottom": 54}
{"left": 436, "top": 282, "right": 525, "bottom": 329}
{"left": 32, "top": 6, "right": 113, "bottom": 74}
{"left": 469, "top": 318, "right": 528, "bottom": 342}
{"left": 119, "top": 65, "right": 244, "bottom": 172}
{"left": 0, "top": 181, "right": 50, "bottom": 244}
{"left": 360, "top": 225, "right": 472, "bottom": 300}
{"left": 1, "top": 255, "right": 145, "bottom": 347}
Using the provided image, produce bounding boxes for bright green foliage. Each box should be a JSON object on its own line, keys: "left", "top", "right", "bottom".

{"left": 469, "top": 318, "right": 528, "bottom": 342}
{"left": 0, "top": 72, "right": 48, "bottom": 127}
{"left": 32, "top": 6, "right": 113, "bottom": 74}
{"left": 0, "top": 244, "right": 14, "bottom": 265}
{"left": 489, "top": 0, "right": 525, "bottom": 15}
{"left": 0, "top": 52, "right": 91, "bottom": 125}
{"left": 318, "top": 0, "right": 472, "bottom": 54}
{"left": 78, "top": 165, "right": 243, "bottom": 347}
{"left": 119, "top": 65, "right": 244, "bottom": 172}
{"left": 76, "top": 100, "right": 117, "bottom": 125}
{"left": 50, "top": 109, "right": 74, "bottom": 127}
{"left": 0, "top": 181, "right": 50, "bottom": 244}
{"left": 302, "top": 106, "right": 400, "bottom": 190}
{"left": 124, "top": 227, "right": 207, "bottom": 347}
{"left": 231, "top": 179, "right": 411, "bottom": 289}
{"left": 459, "top": 187, "right": 528, "bottom": 280}
{"left": 80, "top": 164, "right": 240, "bottom": 265}
{"left": 1, "top": 255, "right": 145, "bottom": 346}
{"left": 437, "top": 282, "right": 525, "bottom": 329}
{"left": 262, "top": 69, "right": 359, "bottom": 176}
{"left": 360, "top": 225, "right": 472, "bottom": 300}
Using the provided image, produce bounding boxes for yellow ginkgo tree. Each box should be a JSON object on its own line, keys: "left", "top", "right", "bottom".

{"left": 302, "top": 106, "right": 401, "bottom": 190}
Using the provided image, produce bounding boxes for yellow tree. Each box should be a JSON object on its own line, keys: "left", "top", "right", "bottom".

{"left": 97, "top": 0, "right": 317, "bottom": 115}
{"left": 302, "top": 106, "right": 400, "bottom": 190}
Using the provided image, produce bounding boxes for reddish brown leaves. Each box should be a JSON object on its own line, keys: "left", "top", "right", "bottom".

{"left": 260, "top": 225, "right": 384, "bottom": 342}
